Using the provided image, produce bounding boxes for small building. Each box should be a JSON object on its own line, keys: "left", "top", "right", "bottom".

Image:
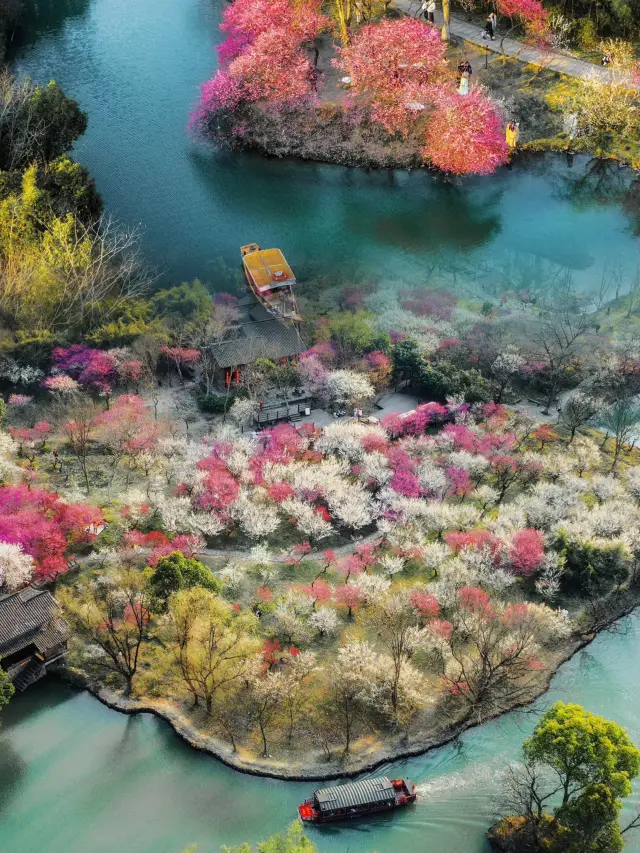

{"left": 204, "top": 306, "right": 307, "bottom": 388}
{"left": 0, "top": 586, "right": 69, "bottom": 692}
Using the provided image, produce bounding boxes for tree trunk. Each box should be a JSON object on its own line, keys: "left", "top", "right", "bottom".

{"left": 81, "top": 459, "right": 90, "bottom": 494}
{"left": 259, "top": 718, "right": 268, "bottom": 756}
{"left": 343, "top": 696, "right": 353, "bottom": 754}
{"left": 441, "top": 0, "right": 450, "bottom": 40}
{"left": 610, "top": 442, "right": 621, "bottom": 472}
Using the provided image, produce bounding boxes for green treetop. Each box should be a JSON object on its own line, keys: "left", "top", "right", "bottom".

{"left": 495, "top": 701, "right": 640, "bottom": 853}
{"left": 150, "top": 551, "right": 222, "bottom": 610}
{"left": 523, "top": 702, "right": 640, "bottom": 807}
{"left": 221, "top": 822, "right": 318, "bottom": 853}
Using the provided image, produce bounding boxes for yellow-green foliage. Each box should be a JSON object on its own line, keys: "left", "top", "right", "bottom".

{"left": 542, "top": 76, "right": 640, "bottom": 167}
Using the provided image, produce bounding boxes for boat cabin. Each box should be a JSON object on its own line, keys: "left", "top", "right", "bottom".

{"left": 241, "top": 244, "right": 301, "bottom": 322}
{"left": 298, "top": 776, "right": 416, "bottom": 823}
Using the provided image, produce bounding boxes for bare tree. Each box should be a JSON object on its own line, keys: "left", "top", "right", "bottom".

{"left": 626, "top": 267, "right": 640, "bottom": 320}
{"left": 523, "top": 303, "right": 595, "bottom": 413}
{"left": 366, "top": 592, "right": 421, "bottom": 718}
{"left": 559, "top": 391, "right": 601, "bottom": 443}
{"left": 60, "top": 569, "right": 152, "bottom": 695}
{"left": 165, "top": 588, "right": 256, "bottom": 714}
{"left": 435, "top": 594, "right": 545, "bottom": 722}
{"left": 60, "top": 398, "right": 100, "bottom": 494}
{"left": 0, "top": 205, "right": 155, "bottom": 332}
{"left": 0, "top": 72, "right": 51, "bottom": 172}
{"left": 248, "top": 670, "right": 285, "bottom": 756}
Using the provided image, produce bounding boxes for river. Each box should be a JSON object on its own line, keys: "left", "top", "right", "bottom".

{"left": 0, "top": 617, "right": 639, "bottom": 853}
{"left": 3, "top": 0, "right": 640, "bottom": 850}
{"left": 8, "top": 0, "right": 640, "bottom": 292}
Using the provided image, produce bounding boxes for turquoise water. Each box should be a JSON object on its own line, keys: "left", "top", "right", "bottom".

{"left": 9, "top": 0, "right": 640, "bottom": 291}
{"left": 1, "top": 616, "right": 640, "bottom": 853}
{"left": 4, "top": 0, "right": 640, "bottom": 850}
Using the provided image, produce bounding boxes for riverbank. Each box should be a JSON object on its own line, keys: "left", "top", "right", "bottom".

{"left": 207, "top": 102, "right": 425, "bottom": 171}
{"left": 210, "top": 57, "right": 640, "bottom": 174}
{"left": 62, "top": 589, "right": 640, "bottom": 782}
{"left": 196, "top": 0, "right": 640, "bottom": 174}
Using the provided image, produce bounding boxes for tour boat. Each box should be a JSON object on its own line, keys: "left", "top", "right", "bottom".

{"left": 298, "top": 776, "right": 417, "bottom": 823}
{"left": 240, "top": 243, "right": 302, "bottom": 322}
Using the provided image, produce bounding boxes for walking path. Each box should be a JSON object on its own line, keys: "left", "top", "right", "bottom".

{"left": 201, "top": 529, "right": 382, "bottom": 563}
{"left": 394, "top": 0, "right": 612, "bottom": 81}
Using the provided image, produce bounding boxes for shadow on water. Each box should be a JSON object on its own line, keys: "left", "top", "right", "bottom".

{"left": 312, "top": 805, "right": 415, "bottom": 840}
{"left": 623, "top": 177, "right": 640, "bottom": 237}
{"left": 554, "top": 158, "right": 634, "bottom": 211}
{"left": 0, "top": 739, "right": 26, "bottom": 818}
{"left": 2, "top": 677, "right": 78, "bottom": 725}
{"left": 352, "top": 182, "right": 504, "bottom": 253}
{"left": 12, "top": 0, "right": 91, "bottom": 47}
{"left": 0, "top": 679, "right": 76, "bottom": 819}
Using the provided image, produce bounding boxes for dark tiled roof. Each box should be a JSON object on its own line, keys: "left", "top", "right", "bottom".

{"left": 0, "top": 587, "right": 69, "bottom": 658}
{"left": 315, "top": 778, "right": 395, "bottom": 812}
{"left": 206, "top": 319, "right": 306, "bottom": 369}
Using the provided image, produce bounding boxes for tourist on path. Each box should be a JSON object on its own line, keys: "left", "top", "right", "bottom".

{"left": 457, "top": 57, "right": 472, "bottom": 83}
{"left": 505, "top": 121, "right": 519, "bottom": 149}
{"left": 483, "top": 13, "right": 495, "bottom": 39}
{"left": 458, "top": 71, "right": 470, "bottom": 95}
{"left": 426, "top": 0, "right": 436, "bottom": 22}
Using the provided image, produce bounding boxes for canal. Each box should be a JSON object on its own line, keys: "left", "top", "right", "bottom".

{"left": 1, "top": 615, "right": 639, "bottom": 853}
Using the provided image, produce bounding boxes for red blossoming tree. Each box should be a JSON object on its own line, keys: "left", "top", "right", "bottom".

{"left": 424, "top": 89, "right": 508, "bottom": 176}
{"left": 0, "top": 485, "right": 103, "bottom": 582}
{"left": 336, "top": 18, "right": 508, "bottom": 175}
{"left": 334, "top": 583, "right": 363, "bottom": 618}
{"left": 336, "top": 18, "right": 448, "bottom": 136}
{"left": 509, "top": 529, "right": 545, "bottom": 576}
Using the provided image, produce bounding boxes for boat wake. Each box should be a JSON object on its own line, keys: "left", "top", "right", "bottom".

{"left": 413, "top": 756, "right": 510, "bottom": 804}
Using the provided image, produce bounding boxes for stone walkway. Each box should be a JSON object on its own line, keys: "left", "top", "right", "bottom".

{"left": 201, "top": 529, "right": 382, "bottom": 563}
{"left": 394, "top": 0, "right": 612, "bottom": 81}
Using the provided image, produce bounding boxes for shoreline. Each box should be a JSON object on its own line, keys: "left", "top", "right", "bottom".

{"left": 61, "top": 593, "right": 640, "bottom": 783}
{"left": 203, "top": 105, "right": 640, "bottom": 176}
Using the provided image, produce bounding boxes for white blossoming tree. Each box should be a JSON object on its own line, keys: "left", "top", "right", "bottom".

{"left": 0, "top": 541, "right": 34, "bottom": 591}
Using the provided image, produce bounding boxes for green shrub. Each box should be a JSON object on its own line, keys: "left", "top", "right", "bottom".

{"left": 556, "top": 532, "right": 630, "bottom": 595}
{"left": 197, "top": 392, "right": 230, "bottom": 413}
{"left": 577, "top": 18, "right": 598, "bottom": 50}
{"left": 150, "top": 551, "right": 222, "bottom": 611}
{"left": 197, "top": 389, "right": 247, "bottom": 413}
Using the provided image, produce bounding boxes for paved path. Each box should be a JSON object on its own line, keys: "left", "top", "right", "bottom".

{"left": 201, "top": 529, "right": 382, "bottom": 563}
{"left": 394, "top": 0, "right": 612, "bottom": 81}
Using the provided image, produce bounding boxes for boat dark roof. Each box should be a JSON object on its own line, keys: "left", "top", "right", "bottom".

{"left": 205, "top": 319, "right": 306, "bottom": 369}
{"left": 0, "top": 586, "right": 68, "bottom": 659}
{"left": 314, "top": 777, "right": 395, "bottom": 812}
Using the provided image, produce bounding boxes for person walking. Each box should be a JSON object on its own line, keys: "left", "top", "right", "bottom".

{"left": 483, "top": 12, "right": 494, "bottom": 39}
{"left": 458, "top": 70, "right": 470, "bottom": 95}
{"left": 490, "top": 11, "right": 497, "bottom": 38}
{"left": 426, "top": 0, "right": 436, "bottom": 22}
